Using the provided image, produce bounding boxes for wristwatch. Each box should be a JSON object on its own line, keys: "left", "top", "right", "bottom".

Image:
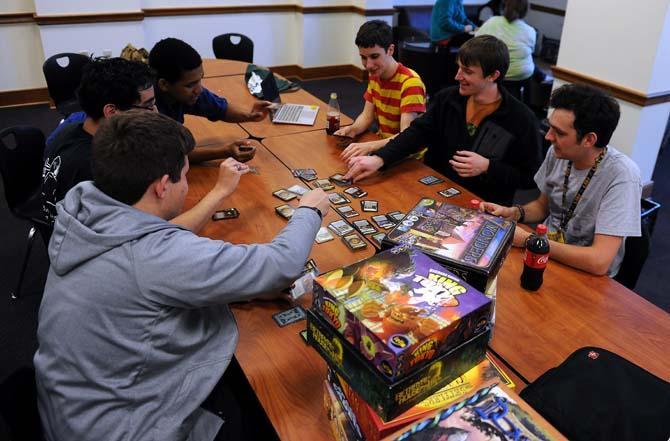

{"left": 300, "top": 205, "right": 323, "bottom": 220}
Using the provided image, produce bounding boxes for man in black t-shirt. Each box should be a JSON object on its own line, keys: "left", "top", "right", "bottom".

{"left": 42, "top": 58, "right": 156, "bottom": 225}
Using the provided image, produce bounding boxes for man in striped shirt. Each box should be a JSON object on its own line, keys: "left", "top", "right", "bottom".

{"left": 337, "top": 20, "right": 427, "bottom": 162}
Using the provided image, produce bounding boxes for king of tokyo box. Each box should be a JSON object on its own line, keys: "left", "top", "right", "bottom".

{"left": 333, "top": 355, "right": 515, "bottom": 441}
{"left": 306, "top": 308, "right": 489, "bottom": 421}
{"left": 312, "top": 246, "right": 491, "bottom": 381}
{"left": 381, "top": 198, "right": 514, "bottom": 292}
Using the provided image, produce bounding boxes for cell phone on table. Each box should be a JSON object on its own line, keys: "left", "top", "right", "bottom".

{"left": 212, "top": 208, "right": 239, "bottom": 220}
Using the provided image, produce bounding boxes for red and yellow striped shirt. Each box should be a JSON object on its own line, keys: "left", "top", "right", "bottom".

{"left": 363, "top": 63, "right": 426, "bottom": 138}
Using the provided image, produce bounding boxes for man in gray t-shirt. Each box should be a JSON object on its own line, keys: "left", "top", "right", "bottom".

{"left": 482, "top": 84, "right": 641, "bottom": 277}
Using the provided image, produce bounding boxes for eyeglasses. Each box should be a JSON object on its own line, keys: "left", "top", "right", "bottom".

{"left": 129, "top": 102, "right": 156, "bottom": 111}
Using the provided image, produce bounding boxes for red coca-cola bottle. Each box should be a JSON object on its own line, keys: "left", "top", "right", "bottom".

{"left": 521, "top": 224, "right": 550, "bottom": 291}
{"left": 326, "top": 92, "right": 340, "bottom": 135}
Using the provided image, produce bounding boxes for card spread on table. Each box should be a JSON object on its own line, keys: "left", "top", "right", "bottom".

{"left": 328, "top": 192, "right": 350, "bottom": 205}
{"left": 286, "top": 184, "right": 309, "bottom": 196}
{"left": 273, "top": 189, "right": 297, "bottom": 201}
{"left": 438, "top": 187, "right": 461, "bottom": 198}
{"left": 272, "top": 306, "right": 306, "bottom": 327}
{"left": 328, "top": 220, "right": 354, "bottom": 236}
{"left": 315, "top": 227, "right": 335, "bottom": 243}
{"left": 361, "top": 200, "right": 379, "bottom": 212}
{"left": 419, "top": 175, "right": 444, "bottom": 185}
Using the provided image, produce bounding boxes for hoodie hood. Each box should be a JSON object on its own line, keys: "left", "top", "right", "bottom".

{"left": 49, "top": 181, "right": 182, "bottom": 276}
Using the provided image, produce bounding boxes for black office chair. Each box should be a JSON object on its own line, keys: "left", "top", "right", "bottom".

{"left": 0, "top": 126, "right": 51, "bottom": 300}
{"left": 0, "top": 367, "right": 44, "bottom": 441}
{"left": 42, "top": 53, "right": 91, "bottom": 117}
{"left": 614, "top": 199, "right": 659, "bottom": 290}
{"left": 212, "top": 33, "right": 254, "bottom": 63}
{"left": 399, "top": 42, "right": 440, "bottom": 97}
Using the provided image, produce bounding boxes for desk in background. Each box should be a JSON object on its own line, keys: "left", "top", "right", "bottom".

{"left": 202, "top": 58, "right": 249, "bottom": 78}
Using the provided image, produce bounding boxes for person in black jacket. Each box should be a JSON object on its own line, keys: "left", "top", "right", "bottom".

{"left": 344, "top": 35, "right": 542, "bottom": 205}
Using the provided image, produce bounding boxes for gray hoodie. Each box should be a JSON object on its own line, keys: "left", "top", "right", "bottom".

{"left": 34, "top": 181, "right": 321, "bottom": 441}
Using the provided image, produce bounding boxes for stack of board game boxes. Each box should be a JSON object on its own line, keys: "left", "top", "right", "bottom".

{"left": 307, "top": 243, "right": 504, "bottom": 440}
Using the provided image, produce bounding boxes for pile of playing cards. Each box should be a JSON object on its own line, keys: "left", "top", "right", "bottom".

{"left": 284, "top": 259, "right": 319, "bottom": 300}
{"left": 315, "top": 226, "right": 334, "bottom": 244}
{"left": 387, "top": 211, "right": 405, "bottom": 222}
{"left": 344, "top": 186, "right": 367, "bottom": 198}
{"left": 336, "top": 205, "right": 359, "bottom": 218}
{"left": 328, "top": 192, "right": 350, "bottom": 205}
{"left": 419, "top": 175, "right": 444, "bottom": 185}
{"left": 293, "top": 168, "right": 318, "bottom": 181}
{"left": 353, "top": 219, "right": 377, "bottom": 235}
{"left": 273, "top": 189, "right": 297, "bottom": 201}
{"left": 329, "top": 173, "right": 352, "bottom": 187}
{"left": 328, "top": 220, "right": 354, "bottom": 236}
{"left": 286, "top": 184, "right": 309, "bottom": 196}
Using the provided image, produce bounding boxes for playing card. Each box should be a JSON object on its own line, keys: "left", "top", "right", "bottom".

{"left": 361, "top": 200, "right": 379, "bottom": 212}
{"left": 286, "top": 184, "right": 309, "bottom": 196}
{"left": 419, "top": 175, "right": 444, "bottom": 185}
{"left": 275, "top": 204, "right": 295, "bottom": 219}
{"left": 328, "top": 192, "right": 350, "bottom": 205}
{"left": 314, "top": 179, "right": 335, "bottom": 191}
{"left": 315, "top": 227, "right": 335, "bottom": 243}
{"left": 329, "top": 173, "right": 352, "bottom": 187}
{"left": 292, "top": 168, "right": 317, "bottom": 178}
{"left": 272, "top": 306, "right": 306, "bottom": 327}
{"left": 344, "top": 186, "right": 367, "bottom": 198}
{"left": 371, "top": 214, "right": 394, "bottom": 229}
{"left": 371, "top": 232, "right": 386, "bottom": 247}
{"left": 387, "top": 211, "right": 405, "bottom": 222}
{"left": 212, "top": 208, "right": 239, "bottom": 220}
{"left": 299, "top": 329, "right": 309, "bottom": 344}
{"left": 342, "top": 233, "right": 367, "bottom": 250}
{"left": 438, "top": 187, "right": 461, "bottom": 198}
{"left": 336, "top": 205, "right": 359, "bottom": 218}
{"left": 328, "top": 220, "right": 354, "bottom": 236}
{"left": 273, "top": 189, "right": 297, "bottom": 201}
{"left": 353, "top": 219, "right": 377, "bottom": 235}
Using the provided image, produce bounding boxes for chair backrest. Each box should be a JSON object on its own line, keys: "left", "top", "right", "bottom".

{"left": 212, "top": 33, "right": 254, "bottom": 63}
{"left": 0, "top": 126, "right": 46, "bottom": 213}
{"left": 42, "top": 53, "right": 91, "bottom": 108}
{"left": 0, "top": 367, "right": 44, "bottom": 441}
{"left": 614, "top": 198, "right": 658, "bottom": 290}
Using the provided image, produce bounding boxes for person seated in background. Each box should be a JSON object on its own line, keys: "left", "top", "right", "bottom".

{"left": 48, "top": 37, "right": 268, "bottom": 163}
{"left": 481, "top": 84, "right": 641, "bottom": 276}
{"left": 430, "top": 0, "right": 476, "bottom": 45}
{"left": 344, "top": 35, "right": 542, "bottom": 206}
{"left": 475, "top": 0, "right": 536, "bottom": 97}
{"left": 34, "top": 110, "right": 330, "bottom": 441}
{"left": 41, "top": 57, "right": 156, "bottom": 225}
{"left": 334, "top": 20, "right": 427, "bottom": 162}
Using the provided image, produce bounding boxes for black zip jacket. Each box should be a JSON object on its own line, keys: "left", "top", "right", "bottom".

{"left": 376, "top": 86, "right": 542, "bottom": 205}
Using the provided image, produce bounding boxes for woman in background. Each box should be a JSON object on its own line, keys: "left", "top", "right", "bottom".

{"left": 430, "top": 0, "right": 476, "bottom": 45}
{"left": 475, "top": 0, "right": 536, "bottom": 83}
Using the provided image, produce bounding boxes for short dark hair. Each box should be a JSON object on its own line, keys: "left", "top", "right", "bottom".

{"left": 92, "top": 111, "right": 195, "bottom": 205}
{"left": 457, "top": 35, "right": 509, "bottom": 85}
{"left": 149, "top": 38, "right": 202, "bottom": 83}
{"left": 504, "top": 0, "right": 529, "bottom": 22}
{"left": 77, "top": 57, "right": 154, "bottom": 120}
{"left": 355, "top": 20, "right": 393, "bottom": 50}
{"left": 550, "top": 84, "right": 620, "bottom": 148}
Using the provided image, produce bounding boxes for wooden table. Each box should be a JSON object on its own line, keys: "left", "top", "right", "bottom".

{"left": 202, "top": 76, "right": 353, "bottom": 139}
{"left": 183, "top": 114, "right": 249, "bottom": 147}
{"left": 183, "top": 142, "right": 374, "bottom": 441}
{"left": 263, "top": 129, "right": 670, "bottom": 385}
{"left": 202, "top": 58, "right": 249, "bottom": 78}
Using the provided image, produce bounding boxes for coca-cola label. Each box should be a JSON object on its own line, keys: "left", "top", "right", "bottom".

{"left": 523, "top": 250, "right": 548, "bottom": 269}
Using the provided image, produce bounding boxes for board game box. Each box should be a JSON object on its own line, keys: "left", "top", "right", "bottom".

{"left": 385, "top": 383, "right": 566, "bottom": 441}
{"left": 334, "top": 355, "right": 515, "bottom": 441}
{"left": 306, "top": 307, "right": 489, "bottom": 421}
{"left": 381, "top": 198, "right": 514, "bottom": 292}
{"left": 313, "top": 247, "right": 491, "bottom": 381}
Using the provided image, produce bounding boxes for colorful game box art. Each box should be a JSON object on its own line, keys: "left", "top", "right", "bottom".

{"left": 312, "top": 247, "right": 492, "bottom": 381}
{"left": 336, "top": 355, "right": 515, "bottom": 441}
{"left": 386, "top": 383, "right": 566, "bottom": 441}
{"left": 306, "top": 308, "right": 490, "bottom": 421}
{"left": 324, "top": 379, "right": 364, "bottom": 441}
{"left": 382, "top": 198, "right": 515, "bottom": 292}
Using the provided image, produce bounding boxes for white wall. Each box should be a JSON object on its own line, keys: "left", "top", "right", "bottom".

{"left": 3, "top": 0, "right": 34, "bottom": 13}
{"left": 35, "top": 0, "right": 141, "bottom": 15}
{"left": 0, "top": 24, "right": 47, "bottom": 91}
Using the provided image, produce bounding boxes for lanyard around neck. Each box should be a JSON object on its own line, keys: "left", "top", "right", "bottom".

{"left": 559, "top": 148, "right": 607, "bottom": 230}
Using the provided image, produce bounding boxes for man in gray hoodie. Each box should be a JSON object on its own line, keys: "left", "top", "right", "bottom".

{"left": 33, "top": 111, "right": 329, "bottom": 440}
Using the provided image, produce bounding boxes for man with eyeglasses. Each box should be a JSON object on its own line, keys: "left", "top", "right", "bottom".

{"left": 41, "top": 57, "right": 157, "bottom": 225}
